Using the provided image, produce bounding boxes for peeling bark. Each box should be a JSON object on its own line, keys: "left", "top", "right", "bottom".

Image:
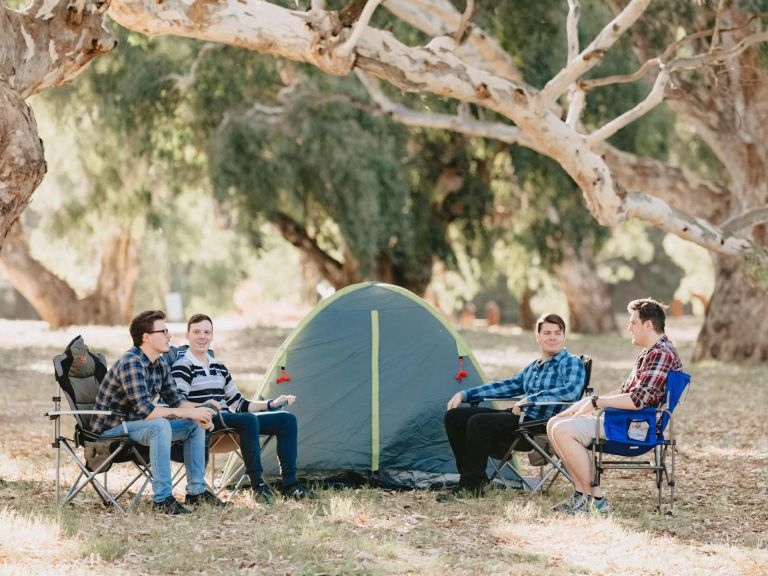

{"left": 0, "top": 80, "right": 46, "bottom": 246}
{"left": 0, "top": 0, "right": 115, "bottom": 245}
{"left": 0, "top": 222, "right": 139, "bottom": 327}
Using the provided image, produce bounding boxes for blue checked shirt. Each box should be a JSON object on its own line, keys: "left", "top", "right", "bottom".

{"left": 463, "top": 349, "right": 586, "bottom": 420}
{"left": 90, "top": 347, "right": 184, "bottom": 435}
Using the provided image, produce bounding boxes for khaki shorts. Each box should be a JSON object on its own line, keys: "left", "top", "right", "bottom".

{"left": 566, "top": 415, "right": 607, "bottom": 447}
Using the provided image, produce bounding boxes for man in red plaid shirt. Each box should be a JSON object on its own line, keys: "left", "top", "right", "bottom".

{"left": 547, "top": 298, "right": 682, "bottom": 514}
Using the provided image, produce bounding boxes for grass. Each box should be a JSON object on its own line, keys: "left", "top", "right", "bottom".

{"left": 0, "top": 317, "right": 766, "bottom": 575}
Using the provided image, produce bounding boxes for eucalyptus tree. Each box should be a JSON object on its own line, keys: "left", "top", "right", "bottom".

{"left": 3, "top": 0, "right": 768, "bottom": 359}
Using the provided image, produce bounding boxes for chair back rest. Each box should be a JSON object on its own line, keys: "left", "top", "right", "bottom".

{"left": 660, "top": 370, "right": 691, "bottom": 432}
{"left": 54, "top": 335, "right": 108, "bottom": 431}
{"left": 579, "top": 355, "right": 593, "bottom": 398}
{"left": 163, "top": 344, "right": 215, "bottom": 366}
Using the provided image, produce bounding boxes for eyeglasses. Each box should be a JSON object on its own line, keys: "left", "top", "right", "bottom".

{"left": 149, "top": 329, "right": 169, "bottom": 335}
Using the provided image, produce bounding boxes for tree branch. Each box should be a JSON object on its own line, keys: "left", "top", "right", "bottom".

{"left": 450, "top": 0, "right": 475, "bottom": 45}
{"left": 384, "top": 0, "right": 524, "bottom": 83}
{"left": 1, "top": 0, "right": 115, "bottom": 99}
{"left": 337, "top": 0, "right": 384, "bottom": 59}
{"left": 721, "top": 206, "right": 768, "bottom": 234}
{"left": 587, "top": 69, "right": 670, "bottom": 145}
{"left": 273, "top": 212, "right": 346, "bottom": 287}
{"left": 536, "top": 0, "right": 652, "bottom": 107}
{"left": 354, "top": 70, "right": 540, "bottom": 151}
{"left": 624, "top": 191, "right": 763, "bottom": 263}
{"left": 597, "top": 144, "right": 730, "bottom": 221}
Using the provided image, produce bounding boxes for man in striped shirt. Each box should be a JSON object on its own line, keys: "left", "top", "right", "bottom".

{"left": 172, "top": 314, "right": 309, "bottom": 503}
{"left": 440, "top": 313, "right": 586, "bottom": 500}
{"left": 548, "top": 298, "right": 682, "bottom": 514}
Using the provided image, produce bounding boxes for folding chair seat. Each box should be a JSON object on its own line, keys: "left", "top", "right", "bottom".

{"left": 488, "top": 355, "right": 593, "bottom": 492}
{"left": 44, "top": 336, "right": 153, "bottom": 512}
{"left": 590, "top": 370, "right": 691, "bottom": 512}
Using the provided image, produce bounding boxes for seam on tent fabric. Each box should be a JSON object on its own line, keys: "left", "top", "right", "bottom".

{"left": 371, "top": 310, "right": 380, "bottom": 472}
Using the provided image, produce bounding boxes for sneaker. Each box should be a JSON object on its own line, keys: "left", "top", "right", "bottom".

{"left": 184, "top": 490, "right": 228, "bottom": 507}
{"left": 552, "top": 491, "right": 588, "bottom": 513}
{"left": 152, "top": 495, "right": 191, "bottom": 515}
{"left": 281, "top": 483, "right": 316, "bottom": 500}
{"left": 251, "top": 483, "right": 275, "bottom": 505}
{"left": 588, "top": 497, "right": 611, "bottom": 515}
{"left": 435, "top": 485, "right": 484, "bottom": 503}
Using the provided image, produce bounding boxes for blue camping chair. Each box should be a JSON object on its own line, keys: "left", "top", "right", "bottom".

{"left": 590, "top": 370, "right": 691, "bottom": 512}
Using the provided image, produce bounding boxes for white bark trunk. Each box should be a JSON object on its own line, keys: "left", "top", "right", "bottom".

{"left": 0, "top": 0, "right": 115, "bottom": 245}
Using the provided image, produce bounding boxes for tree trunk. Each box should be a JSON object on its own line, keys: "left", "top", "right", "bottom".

{"left": 0, "top": 0, "right": 114, "bottom": 246}
{"left": 553, "top": 252, "right": 617, "bottom": 335}
{"left": 519, "top": 286, "right": 536, "bottom": 331}
{"left": 0, "top": 222, "right": 139, "bottom": 327}
{"left": 694, "top": 255, "right": 768, "bottom": 362}
{"left": 0, "top": 80, "right": 46, "bottom": 245}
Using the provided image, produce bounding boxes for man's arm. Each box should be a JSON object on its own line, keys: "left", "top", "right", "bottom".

{"left": 447, "top": 370, "right": 526, "bottom": 410}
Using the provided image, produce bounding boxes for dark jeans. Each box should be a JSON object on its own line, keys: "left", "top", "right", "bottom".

{"left": 214, "top": 411, "right": 298, "bottom": 488}
{"left": 444, "top": 406, "right": 528, "bottom": 489}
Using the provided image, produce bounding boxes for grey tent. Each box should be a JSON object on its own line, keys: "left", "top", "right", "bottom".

{"left": 254, "top": 282, "right": 487, "bottom": 488}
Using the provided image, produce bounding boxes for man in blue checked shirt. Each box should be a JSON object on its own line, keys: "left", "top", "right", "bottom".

{"left": 440, "top": 313, "right": 585, "bottom": 500}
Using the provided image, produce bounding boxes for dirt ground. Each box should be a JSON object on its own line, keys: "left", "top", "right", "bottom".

{"left": 0, "top": 316, "right": 766, "bottom": 575}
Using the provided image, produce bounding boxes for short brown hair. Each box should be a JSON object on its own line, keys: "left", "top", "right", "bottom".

{"left": 129, "top": 310, "right": 166, "bottom": 347}
{"left": 187, "top": 313, "right": 213, "bottom": 332}
{"left": 536, "top": 313, "right": 566, "bottom": 333}
{"left": 628, "top": 298, "right": 667, "bottom": 333}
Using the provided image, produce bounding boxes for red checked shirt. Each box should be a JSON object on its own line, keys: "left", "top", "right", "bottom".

{"left": 621, "top": 335, "right": 682, "bottom": 408}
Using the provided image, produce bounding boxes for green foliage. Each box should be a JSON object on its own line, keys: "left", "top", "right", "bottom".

{"left": 209, "top": 76, "right": 493, "bottom": 291}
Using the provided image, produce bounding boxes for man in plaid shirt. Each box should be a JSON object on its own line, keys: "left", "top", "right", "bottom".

{"left": 548, "top": 298, "right": 682, "bottom": 514}
{"left": 439, "top": 313, "right": 586, "bottom": 500}
{"left": 92, "top": 310, "right": 225, "bottom": 514}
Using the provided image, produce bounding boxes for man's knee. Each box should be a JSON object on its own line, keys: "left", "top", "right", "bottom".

{"left": 444, "top": 407, "right": 471, "bottom": 430}
{"left": 549, "top": 419, "right": 572, "bottom": 442}
{"left": 465, "top": 414, "right": 492, "bottom": 440}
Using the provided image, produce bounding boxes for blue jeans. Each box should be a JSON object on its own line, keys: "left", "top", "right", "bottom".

{"left": 215, "top": 411, "right": 298, "bottom": 487}
{"left": 102, "top": 418, "right": 207, "bottom": 502}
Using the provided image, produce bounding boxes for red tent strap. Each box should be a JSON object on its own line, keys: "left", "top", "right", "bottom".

{"left": 276, "top": 367, "right": 292, "bottom": 383}
{"left": 455, "top": 356, "right": 468, "bottom": 383}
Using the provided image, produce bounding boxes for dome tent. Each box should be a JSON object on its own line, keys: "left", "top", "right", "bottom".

{"left": 253, "top": 282, "right": 487, "bottom": 488}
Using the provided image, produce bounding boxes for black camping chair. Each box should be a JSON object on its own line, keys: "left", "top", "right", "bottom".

{"left": 485, "top": 355, "right": 593, "bottom": 492}
{"left": 44, "top": 336, "right": 153, "bottom": 512}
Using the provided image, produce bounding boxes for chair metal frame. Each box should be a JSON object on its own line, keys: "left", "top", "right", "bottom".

{"left": 487, "top": 355, "right": 593, "bottom": 492}
{"left": 590, "top": 370, "right": 690, "bottom": 513}
{"left": 45, "top": 348, "right": 154, "bottom": 513}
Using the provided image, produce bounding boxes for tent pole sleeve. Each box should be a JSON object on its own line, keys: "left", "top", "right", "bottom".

{"left": 371, "top": 310, "right": 380, "bottom": 472}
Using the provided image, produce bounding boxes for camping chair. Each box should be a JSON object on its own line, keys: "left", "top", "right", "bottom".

{"left": 486, "top": 355, "right": 593, "bottom": 492}
{"left": 590, "top": 370, "right": 690, "bottom": 512}
{"left": 44, "top": 336, "right": 153, "bottom": 512}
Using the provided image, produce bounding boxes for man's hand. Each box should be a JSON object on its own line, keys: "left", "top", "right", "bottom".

{"left": 512, "top": 399, "right": 526, "bottom": 416}
{"left": 556, "top": 397, "right": 589, "bottom": 419}
{"left": 572, "top": 399, "right": 595, "bottom": 418}
{"left": 447, "top": 392, "right": 464, "bottom": 410}
{"left": 184, "top": 406, "right": 215, "bottom": 430}
{"left": 273, "top": 395, "right": 296, "bottom": 408}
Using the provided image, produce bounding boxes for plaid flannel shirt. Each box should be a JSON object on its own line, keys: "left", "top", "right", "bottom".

{"left": 463, "top": 348, "right": 586, "bottom": 420}
{"left": 621, "top": 335, "right": 682, "bottom": 408}
{"left": 90, "top": 347, "right": 184, "bottom": 435}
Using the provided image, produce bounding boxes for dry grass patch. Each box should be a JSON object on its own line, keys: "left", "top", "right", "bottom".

{"left": 1, "top": 318, "right": 768, "bottom": 574}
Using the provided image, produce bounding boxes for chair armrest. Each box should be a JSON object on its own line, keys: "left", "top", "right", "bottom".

{"left": 43, "top": 410, "right": 115, "bottom": 418}
{"left": 44, "top": 409, "right": 115, "bottom": 417}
